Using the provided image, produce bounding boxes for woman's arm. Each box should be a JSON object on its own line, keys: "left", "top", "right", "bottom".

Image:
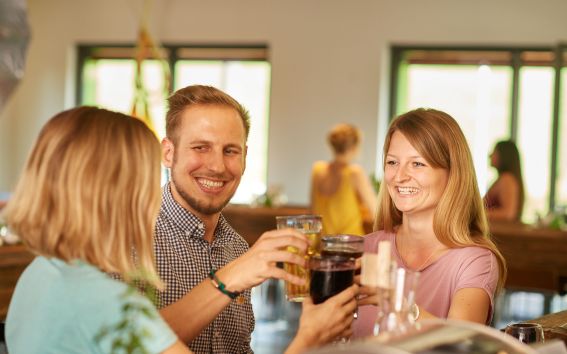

{"left": 415, "top": 288, "right": 491, "bottom": 324}
{"left": 309, "top": 163, "right": 320, "bottom": 212}
{"left": 162, "top": 340, "right": 193, "bottom": 354}
{"left": 351, "top": 165, "right": 377, "bottom": 217}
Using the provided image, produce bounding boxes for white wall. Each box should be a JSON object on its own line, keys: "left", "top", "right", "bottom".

{"left": 1, "top": 0, "right": 567, "bottom": 204}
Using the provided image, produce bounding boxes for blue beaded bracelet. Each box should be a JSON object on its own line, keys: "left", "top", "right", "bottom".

{"left": 209, "top": 269, "right": 240, "bottom": 300}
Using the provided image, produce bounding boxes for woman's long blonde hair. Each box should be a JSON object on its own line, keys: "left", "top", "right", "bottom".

{"left": 3, "top": 107, "right": 163, "bottom": 288}
{"left": 374, "top": 108, "right": 507, "bottom": 292}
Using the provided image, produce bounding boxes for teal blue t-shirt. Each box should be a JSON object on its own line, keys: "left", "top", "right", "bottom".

{"left": 6, "top": 256, "right": 178, "bottom": 354}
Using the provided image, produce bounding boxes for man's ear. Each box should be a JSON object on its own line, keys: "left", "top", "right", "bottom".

{"left": 162, "top": 138, "right": 175, "bottom": 168}
{"left": 242, "top": 145, "right": 247, "bottom": 174}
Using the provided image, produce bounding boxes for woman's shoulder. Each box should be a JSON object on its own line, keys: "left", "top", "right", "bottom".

{"left": 311, "top": 161, "right": 329, "bottom": 176}
{"left": 312, "top": 160, "right": 328, "bottom": 169}
{"left": 444, "top": 245, "right": 497, "bottom": 264}
{"left": 363, "top": 230, "right": 395, "bottom": 251}
{"left": 497, "top": 172, "right": 519, "bottom": 185}
{"left": 347, "top": 163, "right": 366, "bottom": 175}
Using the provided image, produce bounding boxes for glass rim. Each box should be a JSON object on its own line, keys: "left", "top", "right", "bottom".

{"left": 310, "top": 254, "right": 357, "bottom": 262}
{"left": 275, "top": 214, "right": 322, "bottom": 221}
{"left": 506, "top": 323, "right": 543, "bottom": 329}
{"left": 322, "top": 234, "right": 364, "bottom": 243}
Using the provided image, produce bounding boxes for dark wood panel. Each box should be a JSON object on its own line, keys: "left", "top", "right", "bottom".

{"left": 490, "top": 222, "right": 567, "bottom": 294}
{"left": 523, "top": 310, "right": 567, "bottom": 345}
{"left": 223, "top": 205, "right": 310, "bottom": 246}
{"left": 0, "top": 245, "right": 34, "bottom": 320}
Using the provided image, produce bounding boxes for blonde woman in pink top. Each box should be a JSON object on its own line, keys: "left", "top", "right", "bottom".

{"left": 354, "top": 108, "right": 506, "bottom": 337}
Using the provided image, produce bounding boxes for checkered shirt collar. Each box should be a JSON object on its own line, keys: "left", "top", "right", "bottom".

{"left": 160, "top": 183, "right": 237, "bottom": 245}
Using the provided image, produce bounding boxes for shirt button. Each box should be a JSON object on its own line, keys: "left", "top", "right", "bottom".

{"left": 185, "top": 231, "right": 191, "bottom": 237}
{"left": 214, "top": 330, "right": 221, "bottom": 338}
{"left": 198, "top": 223, "right": 204, "bottom": 230}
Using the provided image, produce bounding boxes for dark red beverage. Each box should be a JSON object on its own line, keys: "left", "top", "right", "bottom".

{"left": 310, "top": 267, "right": 355, "bottom": 304}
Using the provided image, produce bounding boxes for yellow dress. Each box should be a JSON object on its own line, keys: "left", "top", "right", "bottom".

{"left": 311, "top": 161, "right": 365, "bottom": 236}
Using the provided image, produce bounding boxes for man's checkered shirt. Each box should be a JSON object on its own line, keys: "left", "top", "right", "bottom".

{"left": 154, "top": 184, "right": 254, "bottom": 354}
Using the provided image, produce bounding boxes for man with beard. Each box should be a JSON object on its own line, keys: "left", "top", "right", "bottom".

{"left": 155, "top": 85, "right": 357, "bottom": 354}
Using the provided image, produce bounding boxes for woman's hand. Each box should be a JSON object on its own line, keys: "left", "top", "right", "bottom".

{"left": 285, "top": 284, "right": 359, "bottom": 354}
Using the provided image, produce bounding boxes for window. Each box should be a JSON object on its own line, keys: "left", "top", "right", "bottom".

{"left": 391, "top": 46, "right": 567, "bottom": 222}
{"left": 78, "top": 45, "right": 271, "bottom": 204}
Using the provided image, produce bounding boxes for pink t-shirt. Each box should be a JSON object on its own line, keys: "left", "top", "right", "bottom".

{"left": 353, "top": 230, "right": 499, "bottom": 338}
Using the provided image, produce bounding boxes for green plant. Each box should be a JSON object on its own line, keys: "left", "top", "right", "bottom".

{"left": 370, "top": 173, "right": 381, "bottom": 194}
{"left": 94, "top": 283, "right": 159, "bottom": 354}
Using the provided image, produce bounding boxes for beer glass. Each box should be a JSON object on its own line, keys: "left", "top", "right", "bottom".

{"left": 276, "top": 215, "right": 322, "bottom": 302}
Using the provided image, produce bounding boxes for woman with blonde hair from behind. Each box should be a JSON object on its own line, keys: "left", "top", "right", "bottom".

{"left": 354, "top": 108, "right": 507, "bottom": 337}
{"left": 3, "top": 107, "right": 191, "bottom": 353}
{"left": 310, "top": 123, "right": 377, "bottom": 235}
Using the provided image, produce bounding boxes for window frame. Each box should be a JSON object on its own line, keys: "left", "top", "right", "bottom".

{"left": 390, "top": 44, "right": 567, "bottom": 214}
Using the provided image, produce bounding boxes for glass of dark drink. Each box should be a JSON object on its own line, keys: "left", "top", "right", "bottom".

{"left": 504, "top": 323, "right": 544, "bottom": 344}
{"left": 321, "top": 234, "right": 364, "bottom": 259}
{"left": 309, "top": 255, "right": 356, "bottom": 304}
{"left": 310, "top": 255, "right": 356, "bottom": 342}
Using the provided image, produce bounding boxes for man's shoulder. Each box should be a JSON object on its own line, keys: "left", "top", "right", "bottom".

{"left": 218, "top": 216, "right": 250, "bottom": 250}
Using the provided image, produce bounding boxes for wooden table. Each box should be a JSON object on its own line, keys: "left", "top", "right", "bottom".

{"left": 0, "top": 244, "right": 34, "bottom": 320}
{"left": 525, "top": 310, "right": 567, "bottom": 345}
{"left": 490, "top": 222, "right": 567, "bottom": 294}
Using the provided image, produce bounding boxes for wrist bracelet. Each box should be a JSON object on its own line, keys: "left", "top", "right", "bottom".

{"left": 209, "top": 269, "right": 240, "bottom": 300}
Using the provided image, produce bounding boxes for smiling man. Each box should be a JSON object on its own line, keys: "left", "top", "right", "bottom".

{"left": 154, "top": 85, "right": 312, "bottom": 354}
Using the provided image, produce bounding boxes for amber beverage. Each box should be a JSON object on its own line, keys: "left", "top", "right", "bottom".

{"left": 276, "top": 215, "right": 322, "bottom": 302}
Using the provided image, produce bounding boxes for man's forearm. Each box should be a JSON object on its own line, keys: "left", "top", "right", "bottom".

{"left": 159, "top": 278, "right": 232, "bottom": 342}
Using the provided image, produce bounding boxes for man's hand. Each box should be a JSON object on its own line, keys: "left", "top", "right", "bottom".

{"left": 216, "top": 228, "right": 309, "bottom": 293}
{"left": 285, "top": 284, "right": 359, "bottom": 354}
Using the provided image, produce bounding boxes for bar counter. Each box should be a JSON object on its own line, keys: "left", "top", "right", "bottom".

{"left": 525, "top": 309, "right": 567, "bottom": 345}
{"left": 1, "top": 205, "right": 566, "bottom": 321}
{"left": 490, "top": 221, "right": 567, "bottom": 294}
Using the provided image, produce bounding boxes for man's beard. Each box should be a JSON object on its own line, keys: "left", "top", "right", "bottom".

{"left": 170, "top": 170, "right": 233, "bottom": 216}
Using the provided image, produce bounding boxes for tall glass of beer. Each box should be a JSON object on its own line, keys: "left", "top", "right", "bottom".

{"left": 276, "top": 214, "right": 322, "bottom": 302}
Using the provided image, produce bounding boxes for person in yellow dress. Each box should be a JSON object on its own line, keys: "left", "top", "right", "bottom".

{"left": 310, "top": 123, "right": 377, "bottom": 235}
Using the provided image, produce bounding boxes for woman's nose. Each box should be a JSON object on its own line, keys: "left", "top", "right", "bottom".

{"left": 394, "top": 165, "right": 410, "bottom": 181}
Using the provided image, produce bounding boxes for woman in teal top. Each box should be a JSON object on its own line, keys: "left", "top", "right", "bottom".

{"left": 3, "top": 106, "right": 358, "bottom": 354}
{"left": 3, "top": 107, "right": 184, "bottom": 354}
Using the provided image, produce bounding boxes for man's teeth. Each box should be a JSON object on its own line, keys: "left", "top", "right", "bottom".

{"left": 398, "top": 187, "right": 418, "bottom": 195}
{"left": 199, "top": 179, "right": 224, "bottom": 188}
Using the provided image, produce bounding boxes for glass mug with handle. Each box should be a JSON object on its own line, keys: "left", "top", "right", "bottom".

{"left": 504, "top": 323, "right": 544, "bottom": 344}
{"left": 321, "top": 234, "right": 364, "bottom": 260}
{"left": 276, "top": 215, "right": 322, "bottom": 302}
{"left": 309, "top": 255, "right": 356, "bottom": 342}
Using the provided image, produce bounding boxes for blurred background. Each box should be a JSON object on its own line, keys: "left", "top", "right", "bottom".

{"left": 1, "top": 2, "right": 567, "bottom": 352}
{"left": 1, "top": 0, "right": 567, "bottom": 224}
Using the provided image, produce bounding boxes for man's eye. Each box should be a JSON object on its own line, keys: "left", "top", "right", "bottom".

{"left": 225, "top": 149, "right": 240, "bottom": 155}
